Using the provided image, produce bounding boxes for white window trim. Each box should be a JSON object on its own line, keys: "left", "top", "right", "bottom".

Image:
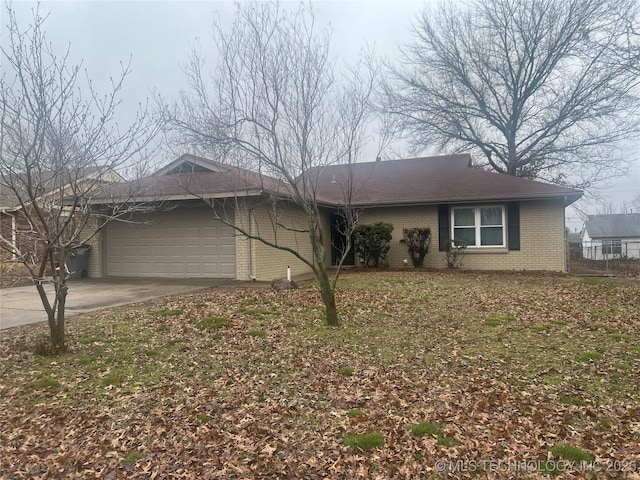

{"left": 602, "top": 239, "right": 622, "bottom": 255}
{"left": 451, "top": 205, "right": 506, "bottom": 248}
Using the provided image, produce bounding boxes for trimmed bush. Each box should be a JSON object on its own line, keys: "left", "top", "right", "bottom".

{"left": 353, "top": 222, "right": 393, "bottom": 267}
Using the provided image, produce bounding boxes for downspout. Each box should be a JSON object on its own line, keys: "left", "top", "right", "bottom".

{"left": 5, "top": 211, "right": 18, "bottom": 261}
{"left": 248, "top": 206, "right": 255, "bottom": 281}
{"left": 11, "top": 213, "right": 16, "bottom": 261}
{"left": 563, "top": 195, "right": 568, "bottom": 273}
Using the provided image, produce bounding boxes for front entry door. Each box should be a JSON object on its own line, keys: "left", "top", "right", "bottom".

{"left": 330, "top": 213, "right": 355, "bottom": 266}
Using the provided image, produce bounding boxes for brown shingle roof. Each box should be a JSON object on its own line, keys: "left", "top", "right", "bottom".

{"left": 94, "top": 154, "right": 283, "bottom": 201}
{"left": 310, "top": 155, "right": 582, "bottom": 206}
{"left": 91, "top": 153, "right": 582, "bottom": 206}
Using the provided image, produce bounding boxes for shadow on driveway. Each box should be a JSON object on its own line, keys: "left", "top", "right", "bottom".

{"left": 0, "top": 277, "right": 264, "bottom": 329}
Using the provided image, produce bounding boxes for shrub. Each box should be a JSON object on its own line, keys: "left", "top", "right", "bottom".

{"left": 353, "top": 222, "right": 393, "bottom": 267}
{"left": 444, "top": 239, "right": 467, "bottom": 269}
{"left": 402, "top": 227, "right": 432, "bottom": 267}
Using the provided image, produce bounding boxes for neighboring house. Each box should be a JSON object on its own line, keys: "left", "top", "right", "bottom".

{"left": 86, "top": 153, "right": 582, "bottom": 281}
{"left": 581, "top": 213, "right": 640, "bottom": 260}
{"left": 0, "top": 168, "right": 124, "bottom": 264}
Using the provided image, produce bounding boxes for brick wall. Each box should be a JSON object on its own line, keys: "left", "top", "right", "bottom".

{"left": 247, "top": 201, "right": 316, "bottom": 281}
{"left": 357, "top": 199, "right": 567, "bottom": 272}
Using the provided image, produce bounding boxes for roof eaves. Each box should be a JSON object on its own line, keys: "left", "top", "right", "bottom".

{"left": 86, "top": 189, "right": 265, "bottom": 205}
{"left": 326, "top": 191, "right": 582, "bottom": 208}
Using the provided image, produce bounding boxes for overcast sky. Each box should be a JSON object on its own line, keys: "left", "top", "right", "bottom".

{"left": 3, "top": 0, "right": 639, "bottom": 230}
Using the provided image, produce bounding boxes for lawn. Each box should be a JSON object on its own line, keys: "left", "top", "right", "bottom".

{"left": 1, "top": 271, "right": 639, "bottom": 479}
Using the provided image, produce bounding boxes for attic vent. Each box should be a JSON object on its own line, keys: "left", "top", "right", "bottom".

{"left": 165, "top": 162, "right": 211, "bottom": 175}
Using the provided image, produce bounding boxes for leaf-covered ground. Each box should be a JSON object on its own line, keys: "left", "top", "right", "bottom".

{"left": 1, "top": 270, "right": 639, "bottom": 479}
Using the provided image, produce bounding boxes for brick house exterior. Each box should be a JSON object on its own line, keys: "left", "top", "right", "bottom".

{"left": 78, "top": 153, "right": 581, "bottom": 281}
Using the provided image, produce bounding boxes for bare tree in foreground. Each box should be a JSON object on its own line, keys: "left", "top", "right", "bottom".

{"left": 0, "top": 4, "right": 158, "bottom": 351}
{"left": 162, "top": 2, "right": 379, "bottom": 326}
{"left": 384, "top": 0, "right": 640, "bottom": 190}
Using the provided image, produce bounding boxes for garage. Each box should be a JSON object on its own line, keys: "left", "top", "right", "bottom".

{"left": 105, "top": 206, "right": 236, "bottom": 278}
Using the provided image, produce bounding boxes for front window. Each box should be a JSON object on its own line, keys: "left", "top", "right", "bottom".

{"left": 452, "top": 206, "right": 505, "bottom": 247}
{"left": 602, "top": 240, "right": 622, "bottom": 255}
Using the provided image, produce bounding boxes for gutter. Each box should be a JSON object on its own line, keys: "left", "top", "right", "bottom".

{"left": 320, "top": 192, "right": 583, "bottom": 209}
{"left": 84, "top": 189, "right": 265, "bottom": 205}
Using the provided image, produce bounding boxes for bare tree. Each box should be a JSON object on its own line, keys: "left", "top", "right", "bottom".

{"left": 384, "top": 0, "right": 640, "bottom": 190}
{"left": 0, "top": 4, "right": 158, "bottom": 351}
{"left": 161, "top": 2, "right": 379, "bottom": 326}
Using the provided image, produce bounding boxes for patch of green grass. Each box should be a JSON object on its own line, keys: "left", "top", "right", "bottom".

{"left": 285, "top": 322, "right": 296, "bottom": 328}
{"left": 549, "top": 443, "right": 594, "bottom": 462}
{"left": 581, "top": 277, "right": 611, "bottom": 286}
{"left": 238, "top": 307, "right": 281, "bottom": 316}
{"left": 102, "top": 375, "right": 121, "bottom": 387}
{"left": 576, "top": 351, "right": 601, "bottom": 362}
{"left": 608, "top": 333, "right": 631, "bottom": 341}
{"left": 484, "top": 315, "right": 514, "bottom": 326}
{"left": 121, "top": 450, "right": 144, "bottom": 467}
{"left": 409, "top": 422, "right": 442, "bottom": 437}
{"left": 34, "top": 377, "right": 59, "bottom": 388}
{"left": 347, "top": 408, "right": 364, "bottom": 418}
{"left": 337, "top": 366, "right": 354, "bottom": 376}
{"left": 197, "top": 414, "right": 213, "bottom": 422}
{"left": 559, "top": 395, "right": 588, "bottom": 406}
{"left": 194, "top": 303, "right": 207, "bottom": 308}
{"left": 77, "top": 356, "right": 96, "bottom": 366}
{"left": 437, "top": 436, "right": 462, "bottom": 447}
{"left": 343, "top": 432, "right": 384, "bottom": 451}
{"left": 248, "top": 330, "right": 267, "bottom": 338}
{"left": 149, "top": 309, "right": 183, "bottom": 317}
{"left": 597, "top": 418, "right": 614, "bottom": 429}
{"left": 531, "top": 324, "right": 550, "bottom": 332}
{"left": 144, "top": 350, "right": 158, "bottom": 357}
{"left": 195, "top": 317, "right": 228, "bottom": 330}
{"left": 167, "top": 338, "right": 186, "bottom": 346}
{"left": 551, "top": 321, "right": 567, "bottom": 326}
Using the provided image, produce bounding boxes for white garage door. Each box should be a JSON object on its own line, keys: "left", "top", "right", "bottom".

{"left": 105, "top": 207, "right": 236, "bottom": 278}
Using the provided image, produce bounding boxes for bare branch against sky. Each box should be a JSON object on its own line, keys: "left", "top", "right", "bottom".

{"left": 0, "top": 2, "right": 159, "bottom": 350}
{"left": 2, "top": 0, "right": 638, "bottom": 230}
{"left": 383, "top": 0, "right": 640, "bottom": 193}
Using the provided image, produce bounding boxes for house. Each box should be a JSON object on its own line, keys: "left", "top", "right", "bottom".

{"left": 581, "top": 213, "right": 640, "bottom": 260}
{"left": 83, "top": 153, "right": 582, "bottom": 281}
{"left": 0, "top": 167, "right": 124, "bottom": 264}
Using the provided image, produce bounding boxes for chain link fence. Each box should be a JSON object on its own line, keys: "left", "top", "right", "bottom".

{"left": 568, "top": 240, "right": 640, "bottom": 276}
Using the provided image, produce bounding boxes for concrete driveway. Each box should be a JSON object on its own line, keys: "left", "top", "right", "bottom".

{"left": 0, "top": 278, "right": 237, "bottom": 329}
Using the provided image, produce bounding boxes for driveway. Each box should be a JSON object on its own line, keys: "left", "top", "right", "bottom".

{"left": 0, "top": 278, "right": 244, "bottom": 329}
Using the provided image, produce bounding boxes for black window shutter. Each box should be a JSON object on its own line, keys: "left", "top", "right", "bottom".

{"left": 438, "top": 204, "right": 450, "bottom": 251}
{"left": 507, "top": 202, "right": 520, "bottom": 251}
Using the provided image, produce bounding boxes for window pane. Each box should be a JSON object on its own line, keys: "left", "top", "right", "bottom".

{"left": 481, "top": 226, "right": 503, "bottom": 246}
{"left": 481, "top": 207, "right": 502, "bottom": 226}
{"left": 454, "top": 227, "right": 476, "bottom": 246}
{"left": 454, "top": 208, "right": 475, "bottom": 226}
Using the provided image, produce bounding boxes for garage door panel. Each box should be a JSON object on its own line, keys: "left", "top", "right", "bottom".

{"left": 106, "top": 207, "right": 236, "bottom": 278}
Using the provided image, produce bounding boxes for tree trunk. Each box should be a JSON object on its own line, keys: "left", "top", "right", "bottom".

{"left": 317, "top": 266, "right": 339, "bottom": 327}
{"left": 36, "top": 275, "right": 68, "bottom": 350}
{"left": 53, "top": 282, "right": 68, "bottom": 348}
